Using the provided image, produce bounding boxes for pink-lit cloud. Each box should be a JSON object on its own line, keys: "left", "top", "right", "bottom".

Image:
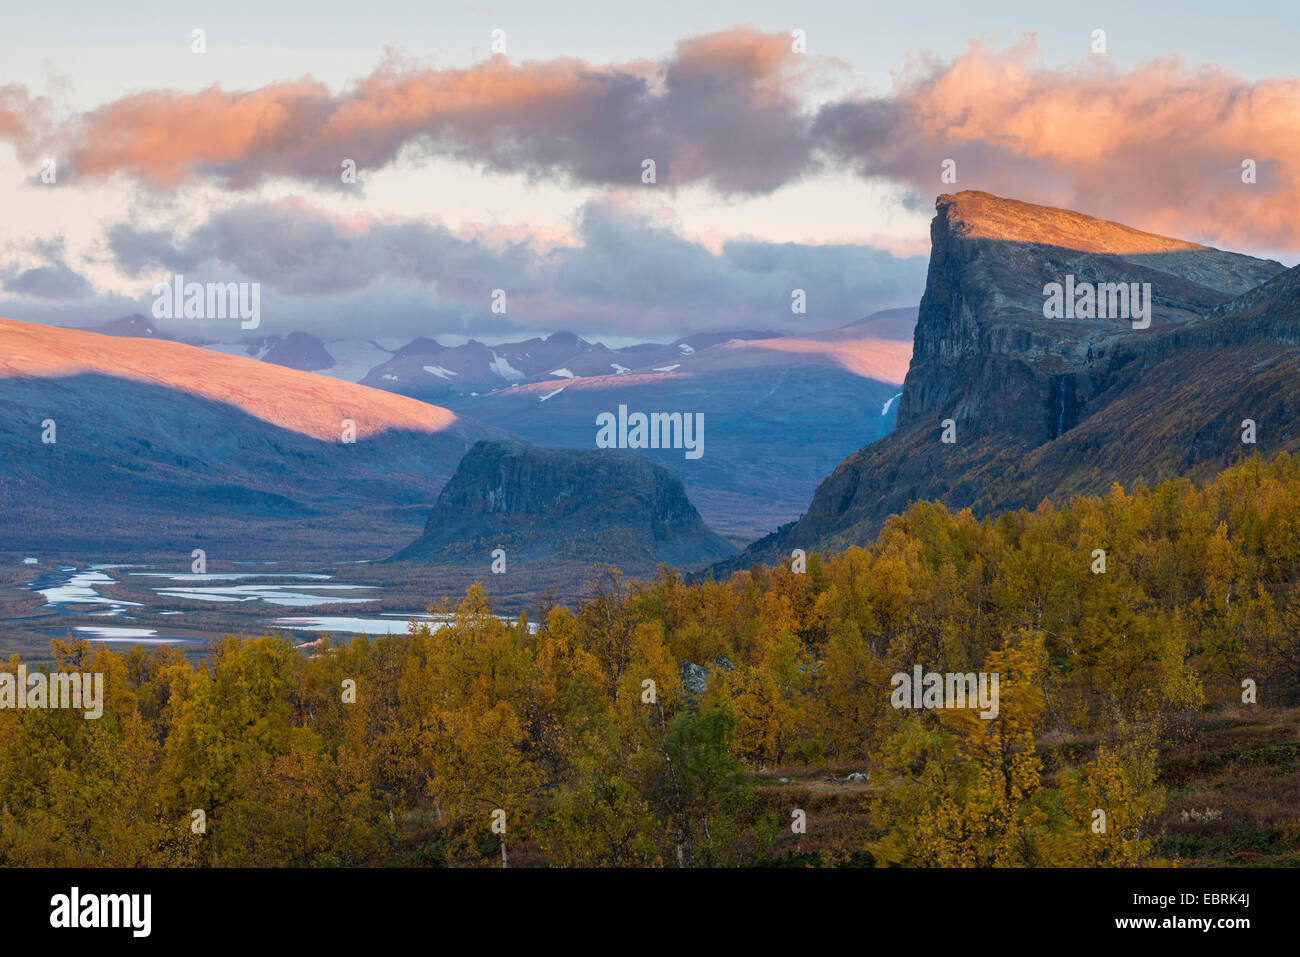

{"left": 815, "top": 41, "right": 1300, "bottom": 249}
{"left": 27, "top": 26, "right": 817, "bottom": 194}
{"left": 2, "top": 32, "right": 1297, "bottom": 251}
{"left": 0, "top": 85, "right": 51, "bottom": 146}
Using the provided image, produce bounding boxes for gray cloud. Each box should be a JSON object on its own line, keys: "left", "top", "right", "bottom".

{"left": 2, "top": 259, "right": 94, "bottom": 300}
{"left": 98, "top": 195, "right": 927, "bottom": 340}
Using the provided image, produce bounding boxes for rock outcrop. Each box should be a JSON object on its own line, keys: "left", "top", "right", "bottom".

{"left": 391, "top": 439, "right": 736, "bottom": 571}
{"left": 714, "top": 191, "right": 1293, "bottom": 571}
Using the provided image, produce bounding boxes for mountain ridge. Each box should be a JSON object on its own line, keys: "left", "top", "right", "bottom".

{"left": 0, "top": 318, "right": 509, "bottom": 558}
{"left": 712, "top": 191, "right": 1294, "bottom": 573}
{"left": 0, "top": 317, "right": 460, "bottom": 442}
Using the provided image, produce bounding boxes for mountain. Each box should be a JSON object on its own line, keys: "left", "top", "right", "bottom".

{"left": 357, "top": 329, "right": 796, "bottom": 403}
{"left": 389, "top": 337, "right": 446, "bottom": 361}
{"left": 43, "top": 313, "right": 920, "bottom": 542}
{"left": 363, "top": 331, "right": 734, "bottom": 402}
{"left": 88, "top": 314, "right": 173, "bottom": 339}
{"left": 261, "top": 331, "right": 336, "bottom": 371}
{"left": 361, "top": 331, "right": 603, "bottom": 400}
{"left": 716, "top": 191, "right": 1292, "bottom": 569}
{"left": 349, "top": 320, "right": 916, "bottom": 541}
{"left": 390, "top": 439, "right": 735, "bottom": 572}
{"left": 0, "top": 318, "right": 507, "bottom": 559}
{"left": 184, "top": 331, "right": 394, "bottom": 381}
{"left": 826, "top": 307, "right": 919, "bottom": 341}
{"left": 430, "top": 315, "right": 915, "bottom": 541}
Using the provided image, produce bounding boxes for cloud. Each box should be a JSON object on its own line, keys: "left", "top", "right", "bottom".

{"left": 1, "top": 238, "right": 95, "bottom": 300}
{"left": 814, "top": 40, "right": 1300, "bottom": 249}
{"left": 107, "top": 198, "right": 549, "bottom": 298}
{"left": 2, "top": 261, "right": 94, "bottom": 300}
{"left": 100, "top": 195, "right": 927, "bottom": 339}
{"left": 19, "top": 26, "right": 817, "bottom": 194}
{"left": 0, "top": 85, "right": 50, "bottom": 145}
{"left": 5, "top": 31, "right": 1295, "bottom": 252}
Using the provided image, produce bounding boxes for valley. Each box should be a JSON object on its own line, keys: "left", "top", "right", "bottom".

{"left": 0, "top": 557, "right": 548, "bottom": 663}
{"left": 4, "top": 0, "right": 1299, "bottom": 904}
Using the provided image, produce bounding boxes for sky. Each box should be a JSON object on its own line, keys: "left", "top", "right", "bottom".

{"left": 1, "top": 0, "right": 1296, "bottom": 344}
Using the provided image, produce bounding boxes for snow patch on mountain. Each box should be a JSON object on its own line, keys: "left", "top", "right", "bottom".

{"left": 489, "top": 352, "right": 525, "bottom": 381}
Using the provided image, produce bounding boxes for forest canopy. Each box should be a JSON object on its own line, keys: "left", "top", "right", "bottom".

{"left": 2, "top": 453, "right": 1298, "bottom": 867}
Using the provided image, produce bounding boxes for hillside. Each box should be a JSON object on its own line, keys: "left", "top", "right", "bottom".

{"left": 0, "top": 318, "right": 507, "bottom": 558}
{"left": 6, "top": 452, "right": 1299, "bottom": 868}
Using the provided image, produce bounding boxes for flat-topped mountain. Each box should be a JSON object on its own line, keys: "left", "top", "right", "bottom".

{"left": 715, "top": 192, "right": 1293, "bottom": 571}
{"left": 898, "top": 191, "right": 1282, "bottom": 437}
{"left": 391, "top": 439, "right": 736, "bottom": 572}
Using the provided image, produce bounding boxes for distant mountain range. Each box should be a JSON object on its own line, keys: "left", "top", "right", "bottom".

{"left": 72, "top": 310, "right": 918, "bottom": 540}
{"left": 715, "top": 191, "right": 1298, "bottom": 573}
{"left": 434, "top": 312, "right": 914, "bottom": 540}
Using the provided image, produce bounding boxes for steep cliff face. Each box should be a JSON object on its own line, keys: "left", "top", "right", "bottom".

{"left": 898, "top": 191, "right": 1282, "bottom": 441}
{"left": 714, "top": 192, "right": 1292, "bottom": 571}
{"left": 1183, "top": 262, "right": 1300, "bottom": 344}
{"left": 391, "top": 440, "right": 736, "bottom": 571}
